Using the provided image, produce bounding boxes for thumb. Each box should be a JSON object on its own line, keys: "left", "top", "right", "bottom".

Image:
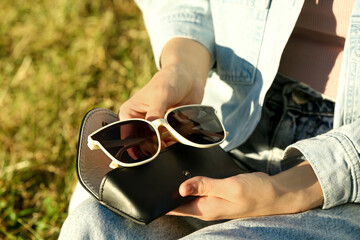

{"left": 145, "top": 102, "right": 168, "bottom": 121}
{"left": 144, "top": 91, "right": 173, "bottom": 121}
{"left": 179, "top": 176, "right": 224, "bottom": 197}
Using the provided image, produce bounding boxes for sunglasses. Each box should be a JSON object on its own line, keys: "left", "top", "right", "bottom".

{"left": 87, "top": 105, "right": 228, "bottom": 167}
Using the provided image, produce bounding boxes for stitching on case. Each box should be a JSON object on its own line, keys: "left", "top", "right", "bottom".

{"left": 99, "top": 168, "right": 146, "bottom": 223}
{"left": 100, "top": 168, "right": 122, "bottom": 200}
{"left": 99, "top": 167, "right": 122, "bottom": 200}
{"left": 99, "top": 175, "right": 108, "bottom": 200}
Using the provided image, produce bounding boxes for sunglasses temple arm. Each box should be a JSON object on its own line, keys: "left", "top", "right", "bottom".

{"left": 107, "top": 143, "right": 141, "bottom": 169}
{"left": 194, "top": 129, "right": 226, "bottom": 138}
{"left": 160, "top": 130, "right": 173, "bottom": 139}
{"left": 113, "top": 143, "right": 136, "bottom": 159}
{"left": 101, "top": 138, "right": 145, "bottom": 148}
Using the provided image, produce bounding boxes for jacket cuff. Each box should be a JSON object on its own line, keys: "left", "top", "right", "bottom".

{"left": 283, "top": 127, "right": 360, "bottom": 209}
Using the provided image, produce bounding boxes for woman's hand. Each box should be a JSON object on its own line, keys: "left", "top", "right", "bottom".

{"left": 119, "top": 38, "right": 212, "bottom": 121}
{"left": 169, "top": 161, "right": 324, "bottom": 221}
{"left": 110, "top": 38, "right": 211, "bottom": 168}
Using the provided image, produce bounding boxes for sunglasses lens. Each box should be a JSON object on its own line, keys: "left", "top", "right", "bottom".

{"left": 91, "top": 120, "right": 159, "bottom": 164}
{"left": 167, "top": 106, "right": 225, "bottom": 145}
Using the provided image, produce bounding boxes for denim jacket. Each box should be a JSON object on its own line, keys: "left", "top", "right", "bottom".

{"left": 135, "top": 0, "right": 360, "bottom": 210}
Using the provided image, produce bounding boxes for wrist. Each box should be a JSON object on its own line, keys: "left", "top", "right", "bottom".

{"left": 160, "top": 38, "right": 211, "bottom": 84}
{"left": 270, "top": 161, "right": 324, "bottom": 213}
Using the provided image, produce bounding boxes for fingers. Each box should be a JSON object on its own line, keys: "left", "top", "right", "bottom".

{"left": 119, "top": 94, "right": 169, "bottom": 121}
{"left": 118, "top": 38, "right": 210, "bottom": 122}
{"left": 118, "top": 62, "right": 206, "bottom": 122}
{"left": 179, "top": 176, "right": 242, "bottom": 202}
{"left": 118, "top": 100, "right": 148, "bottom": 120}
{"left": 169, "top": 196, "right": 240, "bottom": 221}
{"left": 171, "top": 175, "right": 254, "bottom": 220}
{"left": 145, "top": 98, "right": 169, "bottom": 121}
{"left": 119, "top": 77, "right": 175, "bottom": 121}
{"left": 143, "top": 76, "right": 178, "bottom": 120}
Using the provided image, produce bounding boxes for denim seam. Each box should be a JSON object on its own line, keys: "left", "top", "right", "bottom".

{"left": 214, "top": 0, "right": 270, "bottom": 9}
{"left": 326, "top": 132, "right": 360, "bottom": 204}
{"left": 297, "top": 133, "right": 357, "bottom": 208}
{"left": 154, "top": 10, "right": 213, "bottom": 29}
{"left": 267, "top": 83, "right": 293, "bottom": 174}
{"left": 284, "top": 107, "right": 334, "bottom": 116}
{"left": 299, "top": 147, "right": 330, "bottom": 208}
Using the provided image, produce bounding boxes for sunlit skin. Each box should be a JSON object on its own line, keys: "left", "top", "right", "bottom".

{"left": 118, "top": 38, "right": 324, "bottom": 221}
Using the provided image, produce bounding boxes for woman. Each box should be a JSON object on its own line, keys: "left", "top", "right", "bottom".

{"left": 59, "top": 1, "right": 360, "bottom": 239}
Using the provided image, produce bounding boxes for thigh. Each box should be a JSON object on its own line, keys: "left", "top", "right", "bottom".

{"left": 182, "top": 204, "right": 360, "bottom": 240}
{"left": 59, "top": 198, "right": 213, "bottom": 240}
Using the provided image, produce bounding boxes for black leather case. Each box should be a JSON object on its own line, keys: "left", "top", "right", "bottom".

{"left": 76, "top": 108, "right": 247, "bottom": 225}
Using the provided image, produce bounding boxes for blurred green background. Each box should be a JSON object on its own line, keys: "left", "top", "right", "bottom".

{"left": 0, "top": 0, "right": 156, "bottom": 238}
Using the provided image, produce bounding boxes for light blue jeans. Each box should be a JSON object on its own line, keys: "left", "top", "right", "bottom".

{"left": 59, "top": 75, "right": 360, "bottom": 239}
{"left": 59, "top": 197, "right": 360, "bottom": 240}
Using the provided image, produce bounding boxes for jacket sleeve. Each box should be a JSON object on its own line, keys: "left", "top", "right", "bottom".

{"left": 134, "top": 0, "right": 215, "bottom": 69}
{"left": 283, "top": 119, "right": 360, "bottom": 209}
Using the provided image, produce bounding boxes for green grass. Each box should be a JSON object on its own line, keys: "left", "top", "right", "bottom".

{"left": 0, "top": 0, "right": 156, "bottom": 238}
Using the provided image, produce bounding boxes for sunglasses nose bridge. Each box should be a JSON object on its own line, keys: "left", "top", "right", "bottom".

{"left": 151, "top": 118, "right": 167, "bottom": 129}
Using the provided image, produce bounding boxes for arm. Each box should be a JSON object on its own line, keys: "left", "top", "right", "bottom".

{"left": 120, "top": 1, "right": 214, "bottom": 120}
{"left": 134, "top": 0, "right": 215, "bottom": 69}
{"left": 119, "top": 38, "right": 212, "bottom": 120}
{"left": 284, "top": 119, "right": 360, "bottom": 209}
{"left": 169, "top": 120, "right": 360, "bottom": 220}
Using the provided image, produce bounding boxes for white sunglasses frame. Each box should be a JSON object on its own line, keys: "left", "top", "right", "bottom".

{"left": 87, "top": 104, "right": 228, "bottom": 167}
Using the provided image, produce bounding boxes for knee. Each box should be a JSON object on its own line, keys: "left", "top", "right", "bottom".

{"left": 58, "top": 198, "right": 121, "bottom": 240}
